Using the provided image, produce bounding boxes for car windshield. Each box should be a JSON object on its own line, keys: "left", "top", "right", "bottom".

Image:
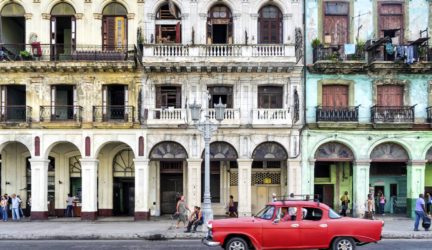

{"left": 255, "top": 205, "right": 275, "bottom": 220}
{"left": 328, "top": 208, "right": 341, "bottom": 219}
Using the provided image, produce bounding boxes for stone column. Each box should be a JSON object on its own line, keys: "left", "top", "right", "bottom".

{"left": 407, "top": 160, "right": 426, "bottom": 218}
{"left": 30, "top": 159, "right": 49, "bottom": 220}
{"left": 187, "top": 159, "right": 202, "bottom": 210}
{"left": 134, "top": 158, "right": 150, "bottom": 220}
{"left": 237, "top": 159, "right": 252, "bottom": 217}
{"left": 287, "top": 159, "right": 302, "bottom": 195}
{"left": 302, "top": 159, "right": 315, "bottom": 196}
{"left": 80, "top": 158, "right": 99, "bottom": 220}
{"left": 352, "top": 160, "right": 371, "bottom": 218}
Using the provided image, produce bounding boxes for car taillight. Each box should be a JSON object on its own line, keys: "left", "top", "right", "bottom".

{"left": 381, "top": 220, "right": 385, "bottom": 227}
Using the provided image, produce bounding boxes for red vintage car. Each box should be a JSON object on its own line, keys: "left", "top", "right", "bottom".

{"left": 203, "top": 200, "right": 383, "bottom": 250}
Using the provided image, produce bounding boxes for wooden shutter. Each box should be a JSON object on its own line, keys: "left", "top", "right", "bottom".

{"left": 175, "top": 22, "right": 181, "bottom": 43}
{"left": 377, "top": 85, "right": 403, "bottom": 106}
{"left": 155, "top": 86, "right": 162, "bottom": 108}
{"left": 207, "top": 21, "right": 212, "bottom": 44}
{"left": 324, "top": 2, "right": 349, "bottom": 45}
{"left": 379, "top": 3, "right": 403, "bottom": 41}
{"left": 103, "top": 17, "right": 116, "bottom": 49}
{"left": 227, "top": 21, "right": 233, "bottom": 44}
{"left": 322, "top": 85, "right": 348, "bottom": 107}
{"left": 114, "top": 17, "right": 126, "bottom": 48}
{"left": 71, "top": 16, "right": 76, "bottom": 50}
{"left": 50, "top": 17, "right": 57, "bottom": 59}
{"left": 175, "top": 86, "right": 181, "bottom": 108}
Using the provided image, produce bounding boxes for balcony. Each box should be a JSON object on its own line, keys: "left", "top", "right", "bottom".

{"left": 316, "top": 106, "right": 359, "bottom": 127}
{"left": 371, "top": 106, "right": 415, "bottom": 128}
{"left": 142, "top": 44, "right": 296, "bottom": 73}
{"left": 0, "top": 44, "right": 139, "bottom": 72}
{"left": 309, "top": 46, "right": 367, "bottom": 74}
{"left": 40, "top": 106, "right": 83, "bottom": 127}
{"left": 0, "top": 105, "right": 32, "bottom": 127}
{"left": 252, "top": 108, "right": 291, "bottom": 127}
{"left": 208, "top": 108, "right": 240, "bottom": 127}
{"left": 144, "top": 108, "right": 187, "bottom": 128}
{"left": 93, "top": 106, "right": 135, "bottom": 127}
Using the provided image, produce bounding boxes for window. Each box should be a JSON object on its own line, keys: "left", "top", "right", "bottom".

{"left": 102, "top": 3, "right": 128, "bottom": 49}
{"left": 323, "top": 2, "right": 349, "bottom": 45}
{"left": 207, "top": 5, "right": 233, "bottom": 44}
{"left": 315, "top": 163, "right": 331, "bottom": 178}
{"left": 258, "top": 86, "right": 283, "bottom": 109}
{"left": 155, "top": 3, "right": 181, "bottom": 43}
{"left": 322, "top": 85, "right": 348, "bottom": 107}
{"left": 258, "top": 6, "right": 282, "bottom": 44}
{"left": 256, "top": 205, "right": 275, "bottom": 220}
{"left": 277, "top": 207, "right": 298, "bottom": 221}
{"left": 329, "top": 208, "right": 341, "bottom": 219}
{"left": 377, "top": 85, "right": 403, "bottom": 106}
{"left": 379, "top": 3, "right": 403, "bottom": 43}
{"left": 155, "top": 86, "right": 181, "bottom": 108}
{"left": 208, "top": 86, "right": 233, "bottom": 108}
{"left": 302, "top": 207, "right": 323, "bottom": 221}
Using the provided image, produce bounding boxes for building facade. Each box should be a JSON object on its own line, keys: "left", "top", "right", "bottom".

{"left": 0, "top": 0, "right": 303, "bottom": 220}
{"left": 304, "top": 0, "right": 432, "bottom": 218}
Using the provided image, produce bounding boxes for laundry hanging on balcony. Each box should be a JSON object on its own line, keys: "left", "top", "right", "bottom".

{"left": 344, "top": 44, "right": 355, "bottom": 55}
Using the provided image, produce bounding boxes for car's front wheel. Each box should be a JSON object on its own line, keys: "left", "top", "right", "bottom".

{"left": 331, "top": 237, "right": 356, "bottom": 250}
{"left": 225, "top": 237, "right": 249, "bottom": 250}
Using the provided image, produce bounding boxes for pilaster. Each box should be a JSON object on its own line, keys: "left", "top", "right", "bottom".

{"left": 134, "top": 158, "right": 150, "bottom": 220}
{"left": 407, "top": 160, "right": 426, "bottom": 218}
{"left": 80, "top": 158, "right": 99, "bottom": 220}
{"left": 187, "top": 159, "right": 202, "bottom": 210}
{"left": 352, "top": 160, "right": 371, "bottom": 218}
{"left": 30, "top": 159, "right": 49, "bottom": 220}
{"left": 287, "top": 159, "right": 301, "bottom": 195}
{"left": 237, "top": 159, "right": 252, "bottom": 217}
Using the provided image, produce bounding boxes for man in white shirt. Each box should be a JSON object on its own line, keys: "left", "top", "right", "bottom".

{"left": 66, "top": 193, "right": 74, "bottom": 217}
{"left": 11, "top": 194, "right": 21, "bottom": 221}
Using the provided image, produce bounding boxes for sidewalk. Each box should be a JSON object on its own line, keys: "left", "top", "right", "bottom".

{"left": 0, "top": 215, "right": 429, "bottom": 240}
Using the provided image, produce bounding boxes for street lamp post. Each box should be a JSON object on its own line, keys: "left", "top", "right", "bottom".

{"left": 189, "top": 98, "right": 226, "bottom": 228}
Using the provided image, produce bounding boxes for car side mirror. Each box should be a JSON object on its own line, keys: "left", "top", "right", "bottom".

{"left": 273, "top": 218, "right": 280, "bottom": 224}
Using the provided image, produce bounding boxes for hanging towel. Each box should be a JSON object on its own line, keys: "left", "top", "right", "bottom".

{"left": 385, "top": 42, "right": 394, "bottom": 55}
{"left": 406, "top": 46, "right": 414, "bottom": 65}
{"left": 344, "top": 44, "right": 356, "bottom": 55}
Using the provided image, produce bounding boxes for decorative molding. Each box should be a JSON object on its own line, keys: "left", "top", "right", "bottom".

{"left": 199, "top": 13, "right": 208, "bottom": 20}
{"left": 314, "top": 142, "right": 354, "bottom": 161}
{"left": 283, "top": 14, "right": 293, "bottom": 20}
{"left": 147, "top": 13, "right": 156, "bottom": 20}
{"left": 250, "top": 13, "right": 259, "bottom": 20}
{"left": 93, "top": 13, "right": 102, "bottom": 19}
{"left": 33, "top": 0, "right": 41, "bottom": 3}
{"left": 75, "top": 13, "right": 84, "bottom": 20}
{"left": 24, "top": 13, "right": 33, "bottom": 20}
{"left": 85, "top": 0, "right": 92, "bottom": 3}
{"left": 137, "top": 0, "right": 145, "bottom": 3}
{"left": 409, "top": 160, "right": 427, "bottom": 166}
{"left": 180, "top": 13, "right": 189, "bottom": 20}
{"left": 127, "top": 13, "right": 135, "bottom": 19}
{"left": 41, "top": 13, "right": 50, "bottom": 20}
{"left": 233, "top": 13, "right": 241, "bottom": 20}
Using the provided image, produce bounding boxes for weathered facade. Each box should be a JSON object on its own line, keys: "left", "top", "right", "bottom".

{"left": 0, "top": 0, "right": 303, "bottom": 220}
{"left": 304, "top": 0, "right": 432, "bottom": 218}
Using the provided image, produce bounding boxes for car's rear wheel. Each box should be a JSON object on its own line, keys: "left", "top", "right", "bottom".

{"left": 225, "top": 237, "right": 249, "bottom": 250}
{"left": 331, "top": 237, "right": 356, "bottom": 250}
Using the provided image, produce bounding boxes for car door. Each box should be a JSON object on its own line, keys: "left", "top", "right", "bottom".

{"left": 298, "top": 206, "right": 329, "bottom": 249}
{"left": 261, "top": 206, "right": 301, "bottom": 249}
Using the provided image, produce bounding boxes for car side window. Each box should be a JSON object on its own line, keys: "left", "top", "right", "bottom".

{"left": 277, "top": 207, "right": 298, "bottom": 221}
{"left": 301, "top": 207, "right": 323, "bottom": 221}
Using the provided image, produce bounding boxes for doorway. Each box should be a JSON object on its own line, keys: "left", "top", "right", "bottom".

{"left": 212, "top": 25, "right": 227, "bottom": 44}
{"left": 314, "top": 184, "right": 334, "bottom": 208}
{"left": 113, "top": 178, "right": 134, "bottom": 216}
{"left": 51, "top": 16, "right": 75, "bottom": 60}
{"left": 160, "top": 161, "right": 183, "bottom": 214}
{"left": 52, "top": 85, "right": 74, "bottom": 120}
{"left": 103, "top": 85, "right": 127, "bottom": 120}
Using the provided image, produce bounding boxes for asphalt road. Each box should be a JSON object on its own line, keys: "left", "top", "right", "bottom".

{"left": 2, "top": 239, "right": 431, "bottom": 250}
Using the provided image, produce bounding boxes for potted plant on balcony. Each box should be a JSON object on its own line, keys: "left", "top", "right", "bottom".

{"left": 19, "top": 50, "right": 32, "bottom": 61}
{"left": 137, "top": 27, "right": 144, "bottom": 55}
{"left": 311, "top": 38, "right": 322, "bottom": 62}
{"left": 354, "top": 40, "right": 366, "bottom": 60}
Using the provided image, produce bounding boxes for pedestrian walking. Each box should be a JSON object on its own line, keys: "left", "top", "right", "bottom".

{"left": 340, "top": 191, "right": 350, "bottom": 216}
{"left": 379, "top": 193, "right": 386, "bottom": 215}
{"left": 425, "top": 193, "right": 431, "bottom": 215}
{"left": 414, "top": 194, "right": 428, "bottom": 231}
{"left": 227, "top": 195, "right": 237, "bottom": 217}
{"left": 11, "top": 194, "right": 21, "bottom": 221}
{"left": 175, "top": 195, "right": 190, "bottom": 229}
{"left": 365, "top": 194, "right": 375, "bottom": 220}
{"left": 1, "top": 195, "right": 8, "bottom": 221}
{"left": 17, "top": 195, "right": 25, "bottom": 218}
{"left": 66, "top": 193, "right": 74, "bottom": 217}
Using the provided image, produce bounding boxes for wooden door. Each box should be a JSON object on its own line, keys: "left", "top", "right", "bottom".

{"left": 259, "top": 7, "right": 282, "bottom": 44}
{"left": 377, "top": 85, "right": 403, "bottom": 106}
{"left": 379, "top": 3, "right": 403, "bottom": 41}
{"left": 103, "top": 16, "right": 126, "bottom": 49}
{"left": 323, "top": 184, "right": 334, "bottom": 208}
{"left": 322, "top": 85, "right": 348, "bottom": 107}
{"left": 324, "top": 2, "right": 349, "bottom": 45}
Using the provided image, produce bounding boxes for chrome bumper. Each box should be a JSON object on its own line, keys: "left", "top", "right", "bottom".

{"left": 202, "top": 237, "right": 221, "bottom": 247}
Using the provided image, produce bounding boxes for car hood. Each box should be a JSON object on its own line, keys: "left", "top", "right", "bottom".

{"left": 210, "top": 217, "right": 258, "bottom": 227}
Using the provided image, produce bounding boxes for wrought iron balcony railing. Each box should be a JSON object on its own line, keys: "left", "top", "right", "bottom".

{"left": 40, "top": 105, "right": 83, "bottom": 123}
{"left": 0, "top": 43, "right": 138, "bottom": 62}
{"left": 313, "top": 46, "right": 366, "bottom": 63}
{"left": 0, "top": 105, "right": 32, "bottom": 123}
{"left": 371, "top": 105, "right": 415, "bottom": 123}
{"left": 93, "top": 105, "right": 135, "bottom": 123}
{"left": 316, "top": 106, "right": 359, "bottom": 122}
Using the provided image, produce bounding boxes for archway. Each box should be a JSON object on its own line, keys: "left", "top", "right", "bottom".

{"left": 0, "top": 142, "right": 31, "bottom": 217}
{"left": 314, "top": 142, "right": 354, "bottom": 210}
{"left": 102, "top": 2, "right": 128, "bottom": 49}
{"left": 0, "top": 3, "right": 26, "bottom": 58}
{"left": 112, "top": 148, "right": 134, "bottom": 216}
{"left": 155, "top": 1, "right": 181, "bottom": 43}
{"left": 50, "top": 2, "right": 76, "bottom": 60}
{"left": 251, "top": 141, "right": 287, "bottom": 213}
{"left": 258, "top": 5, "right": 283, "bottom": 44}
{"left": 370, "top": 142, "right": 409, "bottom": 215}
{"left": 149, "top": 141, "right": 187, "bottom": 215}
{"left": 200, "top": 142, "right": 237, "bottom": 212}
{"left": 207, "top": 4, "right": 233, "bottom": 44}
{"left": 46, "top": 142, "right": 82, "bottom": 217}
